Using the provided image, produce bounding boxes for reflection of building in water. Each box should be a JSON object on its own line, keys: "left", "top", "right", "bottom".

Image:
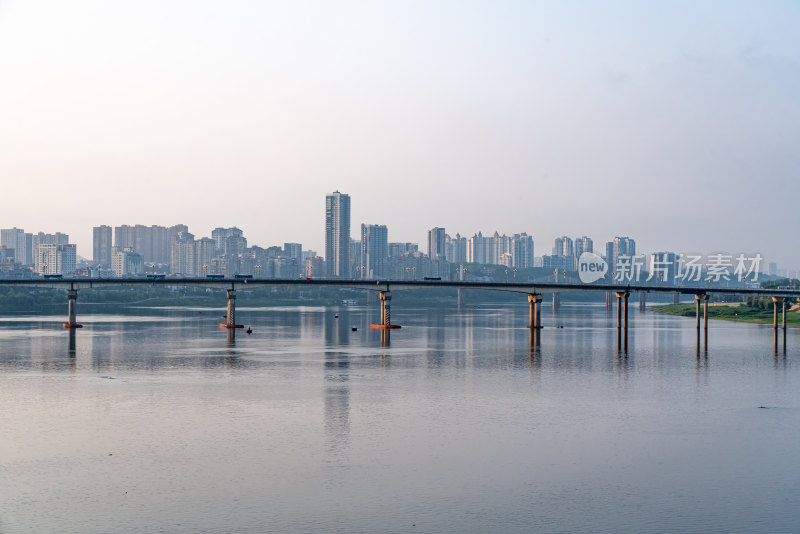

{"left": 324, "top": 353, "right": 350, "bottom": 472}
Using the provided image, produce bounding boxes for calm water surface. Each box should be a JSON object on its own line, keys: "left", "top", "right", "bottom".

{"left": 1, "top": 302, "right": 799, "bottom": 533}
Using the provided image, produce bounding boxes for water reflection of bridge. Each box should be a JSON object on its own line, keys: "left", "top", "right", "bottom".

{"left": 1, "top": 278, "right": 797, "bottom": 352}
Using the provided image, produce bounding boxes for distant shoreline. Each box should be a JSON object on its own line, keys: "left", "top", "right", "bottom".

{"left": 650, "top": 303, "right": 800, "bottom": 326}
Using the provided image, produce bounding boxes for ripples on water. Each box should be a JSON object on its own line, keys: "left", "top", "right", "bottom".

{"left": 0, "top": 303, "right": 798, "bottom": 533}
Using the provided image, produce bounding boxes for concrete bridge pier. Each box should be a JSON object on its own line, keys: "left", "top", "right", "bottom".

{"left": 371, "top": 291, "right": 400, "bottom": 329}
{"left": 615, "top": 291, "right": 630, "bottom": 329}
{"left": 694, "top": 294, "right": 705, "bottom": 331}
{"left": 552, "top": 293, "right": 561, "bottom": 310}
{"left": 220, "top": 289, "right": 244, "bottom": 329}
{"left": 639, "top": 292, "right": 646, "bottom": 311}
{"left": 783, "top": 300, "right": 787, "bottom": 347}
{"left": 694, "top": 294, "right": 709, "bottom": 351}
{"left": 772, "top": 297, "right": 786, "bottom": 350}
{"left": 62, "top": 289, "right": 83, "bottom": 329}
{"left": 528, "top": 294, "right": 542, "bottom": 329}
{"left": 615, "top": 291, "right": 630, "bottom": 352}
{"left": 674, "top": 292, "right": 680, "bottom": 305}
{"left": 606, "top": 291, "right": 612, "bottom": 310}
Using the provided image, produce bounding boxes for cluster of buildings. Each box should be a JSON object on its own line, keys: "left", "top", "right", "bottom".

{"left": 323, "top": 191, "right": 636, "bottom": 281}
{"left": 1, "top": 190, "right": 796, "bottom": 281}
{"left": 0, "top": 228, "right": 75, "bottom": 276}
{"left": 92, "top": 224, "right": 314, "bottom": 279}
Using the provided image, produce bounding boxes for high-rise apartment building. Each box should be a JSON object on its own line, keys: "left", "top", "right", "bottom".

{"left": 35, "top": 244, "right": 76, "bottom": 275}
{"left": 93, "top": 225, "right": 113, "bottom": 265}
{"left": 283, "top": 243, "right": 302, "bottom": 263}
{"left": 553, "top": 236, "right": 574, "bottom": 258}
{"left": 613, "top": 236, "right": 636, "bottom": 260}
{"left": 325, "top": 191, "right": 350, "bottom": 277}
{"left": 575, "top": 236, "right": 593, "bottom": 257}
{"left": 574, "top": 236, "right": 593, "bottom": 269}
{"left": 194, "top": 237, "right": 216, "bottom": 276}
{"left": 211, "top": 227, "right": 245, "bottom": 256}
{"left": 115, "top": 225, "right": 136, "bottom": 251}
{"left": 445, "top": 233, "right": 467, "bottom": 263}
{"left": 361, "top": 224, "right": 388, "bottom": 279}
{"left": 112, "top": 248, "right": 144, "bottom": 277}
{"left": 427, "top": 227, "right": 446, "bottom": 261}
{"left": 113, "top": 225, "right": 171, "bottom": 264}
{"left": 0, "top": 228, "right": 32, "bottom": 265}
{"left": 512, "top": 233, "right": 534, "bottom": 268}
{"left": 170, "top": 231, "right": 196, "bottom": 275}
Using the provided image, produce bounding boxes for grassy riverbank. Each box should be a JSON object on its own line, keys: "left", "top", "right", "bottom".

{"left": 651, "top": 302, "right": 800, "bottom": 325}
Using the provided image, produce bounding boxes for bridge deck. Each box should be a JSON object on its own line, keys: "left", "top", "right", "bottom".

{"left": 0, "top": 278, "right": 798, "bottom": 299}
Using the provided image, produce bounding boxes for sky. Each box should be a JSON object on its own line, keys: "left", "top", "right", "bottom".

{"left": 0, "top": 1, "right": 798, "bottom": 266}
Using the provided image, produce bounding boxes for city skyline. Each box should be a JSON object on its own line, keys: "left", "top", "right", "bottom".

{"left": 2, "top": 187, "right": 796, "bottom": 273}
{"left": 0, "top": 2, "right": 797, "bottom": 267}
{"left": 2, "top": 199, "right": 797, "bottom": 278}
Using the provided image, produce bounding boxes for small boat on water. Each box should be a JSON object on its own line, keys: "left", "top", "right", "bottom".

{"left": 334, "top": 313, "right": 339, "bottom": 319}
{"left": 351, "top": 326, "right": 357, "bottom": 331}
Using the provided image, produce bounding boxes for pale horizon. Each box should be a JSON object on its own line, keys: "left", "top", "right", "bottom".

{"left": 1, "top": 1, "right": 798, "bottom": 266}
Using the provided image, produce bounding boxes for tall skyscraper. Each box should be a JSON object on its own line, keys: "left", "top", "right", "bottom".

{"left": 325, "top": 191, "right": 350, "bottom": 277}
{"left": 361, "top": 224, "right": 388, "bottom": 279}
{"left": 93, "top": 225, "right": 113, "bottom": 265}
{"left": 427, "top": 227, "right": 446, "bottom": 261}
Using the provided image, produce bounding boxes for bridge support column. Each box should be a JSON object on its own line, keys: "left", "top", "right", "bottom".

{"left": 606, "top": 291, "right": 612, "bottom": 310}
{"left": 220, "top": 289, "right": 244, "bottom": 329}
{"left": 624, "top": 292, "right": 629, "bottom": 331}
{"left": 772, "top": 297, "right": 786, "bottom": 350}
{"left": 552, "top": 293, "right": 560, "bottom": 310}
{"left": 639, "top": 292, "right": 646, "bottom": 311}
{"left": 772, "top": 297, "right": 783, "bottom": 331}
{"left": 783, "top": 300, "right": 787, "bottom": 339}
{"left": 615, "top": 291, "right": 629, "bottom": 352}
{"left": 371, "top": 291, "right": 400, "bottom": 329}
{"left": 694, "top": 294, "right": 708, "bottom": 351}
{"left": 674, "top": 292, "right": 680, "bottom": 305}
{"left": 528, "top": 294, "right": 542, "bottom": 329}
{"left": 694, "top": 294, "right": 704, "bottom": 331}
{"left": 62, "top": 289, "right": 83, "bottom": 329}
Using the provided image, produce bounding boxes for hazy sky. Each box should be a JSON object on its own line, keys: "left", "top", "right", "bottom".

{"left": 1, "top": 1, "right": 798, "bottom": 266}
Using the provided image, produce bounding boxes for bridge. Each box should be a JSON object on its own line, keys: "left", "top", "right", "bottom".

{"left": 1, "top": 277, "right": 797, "bottom": 351}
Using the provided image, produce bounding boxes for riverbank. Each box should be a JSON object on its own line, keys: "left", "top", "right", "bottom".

{"left": 650, "top": 302, "right": 800, "bottom": 325}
